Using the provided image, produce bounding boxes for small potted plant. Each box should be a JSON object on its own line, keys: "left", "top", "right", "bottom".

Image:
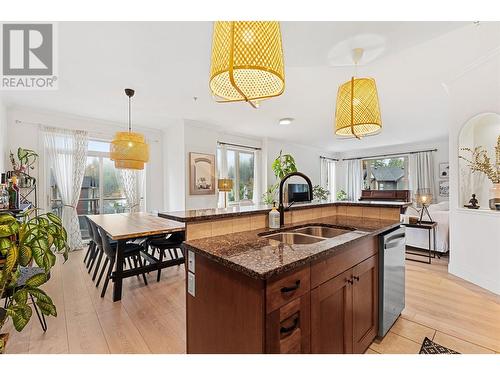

{"left": 460, "top": 135, "right": 500, "bottom": 210}
{"left": 0, "top": 210, "right": 68, "bottom": 354}
{"left": 313, "top": 185, "right": 330, "bottom": 201}
{"left": 336, "top": 189, "right": 348, "bottom": 201}
{"left": 9, "top": 147, "right": 39, "bottom": 188}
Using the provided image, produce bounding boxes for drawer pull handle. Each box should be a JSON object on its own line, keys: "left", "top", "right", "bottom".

{"left": 353, "top": 276, "right": 360, "bottom": 282}
{"left": 280, "top": 280, "right": 301, "bottom": 293}
{"left": 280, "top": 317, "right": 299, "bottom": 334}
{"left": 346, "top": 278, "right": 353, "bottom": 285}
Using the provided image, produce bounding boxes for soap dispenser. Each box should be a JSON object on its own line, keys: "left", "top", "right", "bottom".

{"left": 269, "top": 201, "right": 280, "bottom": 229}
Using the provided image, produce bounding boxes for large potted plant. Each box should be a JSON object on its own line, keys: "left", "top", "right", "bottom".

{"left": 0, "top": 210, "right": 68, "bottom": 354}
{"left": 460, "top": 135, "right": 500, "bottom": 210}
{"left": 262, "top": 150, "right": 298, "bottom": 204}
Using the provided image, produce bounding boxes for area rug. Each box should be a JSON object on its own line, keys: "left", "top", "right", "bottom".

{"left": 419, "top": 337, "right": 460, "bottom": 354}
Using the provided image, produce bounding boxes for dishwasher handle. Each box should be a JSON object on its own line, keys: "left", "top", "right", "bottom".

{"left": 384, "top": 232, "right": 406, "bottom": 249}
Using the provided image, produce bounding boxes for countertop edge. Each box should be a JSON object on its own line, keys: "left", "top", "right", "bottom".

{"left": 160, "top": 201, "right": 410, "bottom": 223}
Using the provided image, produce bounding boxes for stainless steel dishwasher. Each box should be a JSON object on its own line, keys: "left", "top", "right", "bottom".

{"left": 378, "top": 226, "right": 406, "bottom": 338}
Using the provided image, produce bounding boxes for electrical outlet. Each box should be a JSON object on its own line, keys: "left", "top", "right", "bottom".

{"left": 188, "top": 250, "right": 195, "bottom": 272}
{"left": 187, "top": 272, "right": 195, "bottom": 297}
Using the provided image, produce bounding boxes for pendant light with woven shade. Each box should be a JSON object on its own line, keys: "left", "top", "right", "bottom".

{"left": 334, "top": 48, "right": 382, "bottom": 139}
{"left": 209, "top": 21, "right": 285, "bottom": 108}
{"left": 110, "top": 89, "right": 149, "bottom": 170}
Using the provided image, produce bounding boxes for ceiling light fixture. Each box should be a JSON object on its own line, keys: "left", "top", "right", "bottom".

{"left": 334, "top": 48, "right": 382, "bottom": 139}
{"left": 110, "top": 88, "right": 150, "bottom": 170}
{"left": 209, "top": 21, "right": 285, "bottom": 109}
{"left": 279, "top": 118, "right": 294, "bottom": 125}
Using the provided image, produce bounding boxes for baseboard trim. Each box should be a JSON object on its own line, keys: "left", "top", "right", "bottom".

{"left": 448, "top": 263, "right": 500, "bottom": 295}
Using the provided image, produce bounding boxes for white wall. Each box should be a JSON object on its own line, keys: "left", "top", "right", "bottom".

{"left": 5, "top": 106, "right": 165, "bottom": 213}
{"left": 445, "top": 24, "right": 500, "bottom": 295}
{"left": 163, "top": 119, "right": 264, "bottom": 211}
{"left": 0, "top": 99, "right": 6, "bottom": 171}
{"left": 163, "top": 119, "right": 186, "bottom": 212}
{"left": 335, "top": 139, "right": 449, "bottom": 202}
{"left": 264, "top": 138, "right": 339, "bottom": 189}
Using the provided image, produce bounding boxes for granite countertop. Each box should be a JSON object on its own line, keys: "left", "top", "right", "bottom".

{"left": 159, "top": 200, "right": 410, "bottom": 223}
{"left": 183, "top": 215, "right": 401, "bottom": 280}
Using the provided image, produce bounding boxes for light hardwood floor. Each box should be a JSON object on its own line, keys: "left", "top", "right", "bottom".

{"left": 3, "top": 250, "right": 500, "bottom": 354}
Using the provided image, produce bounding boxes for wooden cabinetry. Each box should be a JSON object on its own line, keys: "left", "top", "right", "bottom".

{"left": 310, "top": 255, "right": 378, "bottom": 354}
{"left": 187, "top": 237, "right": 379, "bottom": 353}
{"left": 311, "top": 268, "right": 353, "bottom": 353}
{"left": 352, "top": 255, "right": 378, "bottom": 353}
{"left": 266, "top": 293, "right": 310, "bottom": 353}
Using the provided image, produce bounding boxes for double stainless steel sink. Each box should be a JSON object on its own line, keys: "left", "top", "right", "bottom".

{"left": 263, "top": 225, "right": 354, "bottom": 245}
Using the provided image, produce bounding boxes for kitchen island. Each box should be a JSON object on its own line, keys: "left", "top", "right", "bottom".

{"left": 159, "top": 201, "right": 409, "bottom": 354}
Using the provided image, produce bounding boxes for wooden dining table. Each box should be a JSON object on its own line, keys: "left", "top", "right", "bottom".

{"left": 86, "top": 212, "right": 185, "bottom": 302}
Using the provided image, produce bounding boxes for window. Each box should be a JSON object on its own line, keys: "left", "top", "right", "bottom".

{"left": 362, "top": 156, "right": 408, "bottom": 191}
{"left": 49, "top": 139, "right": 137, "bottom": 239}
{"left": 217, "top": 147, "right": 255, "bottom": 204}
{"left": 320, "top": 158, "right": 336, "bottom": 196}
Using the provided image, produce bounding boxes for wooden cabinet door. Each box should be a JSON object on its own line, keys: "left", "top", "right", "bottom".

{"left": 266, "top": 293, "right": 311, "bottom": 354}
{"left": 351, "top": 255, "right": 378, "bottom": 354}
{"left": 310, "top": 268, "right": 353, "bottom": 354}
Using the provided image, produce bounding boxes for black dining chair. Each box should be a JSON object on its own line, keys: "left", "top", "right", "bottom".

{"left": 83, "top": 217, "right": 96, "bottom": 267}
{"left": 145, "top": 231, "right": 185, "bottom": 282}
{"left": 97, "top": 226, "right": 149, "bottom": 298}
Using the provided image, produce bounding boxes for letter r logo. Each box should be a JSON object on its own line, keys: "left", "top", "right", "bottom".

{"left": 2, "top": 24, "right": 53, "bottom": 75}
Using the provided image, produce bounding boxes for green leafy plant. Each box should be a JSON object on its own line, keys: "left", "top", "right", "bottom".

{"left": 0, "top": 210, "right": 68, "bottom": 353}
{"left": 313, "top": 185, "right": 330, "bottom": 201}
{"left": 262, "top": 184, "right": 278, "bottom": 205}
{"left": 262, "top": 150, "right": 298, "bottom": 204}
{"left": 9, "top": 147, "right": 39, "bottom": 180}
{"left": 336, "top": 189, "right": 347, "bottom": 201}
{"left": 271, "top": 150, "right": 297, "bottom": 180}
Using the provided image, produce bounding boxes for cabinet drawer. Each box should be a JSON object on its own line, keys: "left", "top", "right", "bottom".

{"left": 266, "top": 266, "right": 310, "bottom": 313}
{"left": 310, "top": 236, "right": 377, "bottom": 288}
{"left": 266, "top": 293, "right": 310, "bottom": 353}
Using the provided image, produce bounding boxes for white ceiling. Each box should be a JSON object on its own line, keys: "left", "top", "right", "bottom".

{"left": 2, "top": 21, "right": 495, "bottom": 153}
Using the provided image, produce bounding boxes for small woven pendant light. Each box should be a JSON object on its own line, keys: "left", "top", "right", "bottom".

{"left": 209, "top": 21, "right": 285, "bottom": 108}
{"left": 334, "top": 48, "right": 382, "bottom": 139}
{"left": 110, "top": 89, "right": 149, "bottom": 170}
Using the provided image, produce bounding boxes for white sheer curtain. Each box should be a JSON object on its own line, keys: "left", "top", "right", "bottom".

{"left": 252, "top": 149, "right": 262, "bottom": 205}
{"left": 217, "top": 144, "right": 228, "bottom": 208}
{"left": 44, "top": 126, "right": 88, "bottom": 251}
{"left": 320, "top": 158, "right": 336, "bottom": 197}
{"left": 346, "top": 159, "right": 362, "bottom": 201}
{"left": 409, "top": 151, "right": 436, "bottom": 201}
{"left": 117, "top": 169, "right": 144, "bottom": 212}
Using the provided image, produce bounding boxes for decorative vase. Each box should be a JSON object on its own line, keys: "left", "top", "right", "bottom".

{"left": 489, "top": 183, "right": 500, "bottom": 210}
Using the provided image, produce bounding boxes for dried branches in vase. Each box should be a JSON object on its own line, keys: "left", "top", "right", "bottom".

{"left": 459, "top": 135, "right": 500, "bottom": 184}
{"left": 460, "top": 135, "right": 500, "bottom": 210}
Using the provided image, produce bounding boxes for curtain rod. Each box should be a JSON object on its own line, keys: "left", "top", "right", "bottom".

{"left": 217, "top": 141, "right": 262, "bottom": 151}
{"left": 320, "top": 156, "right": 339, "bottom": 162}
{"left": 14, "top": 120, "right": 160, "bottom": 142}
{"left": 15, "top": 119, "right": 112, "bottom": 138}
{"left": 342, "top": 148, "right": 437, "bottom": 161}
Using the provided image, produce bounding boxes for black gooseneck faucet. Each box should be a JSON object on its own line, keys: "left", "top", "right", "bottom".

{"left": 278, "top": 171, "right": 313, "bottom": 227}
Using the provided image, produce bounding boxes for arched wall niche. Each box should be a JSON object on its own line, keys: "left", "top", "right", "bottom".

{"left": 458, "top": 112, "right": 500, "bottom": 209}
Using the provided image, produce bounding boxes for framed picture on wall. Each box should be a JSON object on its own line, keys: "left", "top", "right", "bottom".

{"left": 439, "top": 162, "right": 450, "bottom": 179}
{"left": 439, "top": 180, "right": 449, "bottom": 197}
{"left": 189, "top": 152, "right": 216, "bottom": 195}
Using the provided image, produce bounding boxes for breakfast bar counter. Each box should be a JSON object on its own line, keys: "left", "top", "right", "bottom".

{"left": 183, "top": 215, "right": 400, "bottom": 279}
